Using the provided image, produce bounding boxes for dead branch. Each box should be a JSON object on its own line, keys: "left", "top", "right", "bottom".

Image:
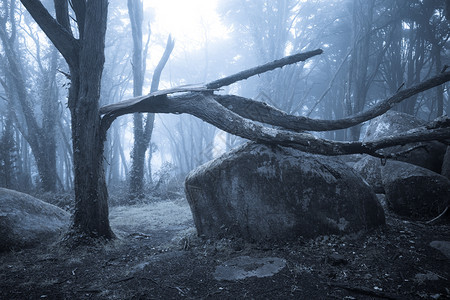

{"left": 215, "top": 71, "right": 450, "bottom": 132}
{"left": 99, "top": 84, "right": 216, "bottom": 115}
{"left": 101, "top": 71, "right": 450, "bottom": 134}
{"left": 101, "top": 92, "right": 450, "bottom": 157}
{"left": 150, "top": 34, "right": 175, "bottom": 93}
{"left": 329, "top": 282, "right": 403, "bottom": 300}
{"left": 205, "top": 49, "right": 323, "bottom": 89}
{"left": 99, "top": 50, "right": 450, "bottom": 158}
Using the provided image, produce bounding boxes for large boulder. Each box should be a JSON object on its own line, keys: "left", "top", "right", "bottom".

{"left": 363, "top": 111, "right": 446, "bottom": 173}
{"left": 185, "top": 143, "right": 385, "bottom": 241}
{"left": 0, "top": 188, "right": 70, "bottom": 251}
{"left": 381, "top": 160, "right": 450, "bottom": 220}
{"left": 353, "top": 155, "right": 384, "bottom": 193}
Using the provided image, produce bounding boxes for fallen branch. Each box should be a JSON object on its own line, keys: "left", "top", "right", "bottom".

{"left": 111, "top": 276, "right": 135, "bottom": 284}
{"left": 329, "top": 282, "right": 403, "bottom": 300}
{"left": 76, "top": 289, "right": 102, "bottom": 293}
{"left": 205, "top": 49, "right": 323, "bottom": 89}
{"left": 99, "top": 84, "right": 216, "bottom": 116}
{"left": 214, "top": 71, "right": 450, "bottom": 132}
{"left": 101, "top": 92, "right": 450, "bottom": 157}
{"left": 101, "top": 71, "right": 450, "bottom": 134}
{"left": 99, "top": 51, "right": 450, "bottom": 158}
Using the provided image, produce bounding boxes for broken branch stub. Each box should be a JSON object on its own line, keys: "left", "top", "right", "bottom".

{"left": 205, "top": 49, "right": 323, "bottom": 89}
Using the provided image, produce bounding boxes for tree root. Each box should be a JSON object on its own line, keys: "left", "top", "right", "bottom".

{"left": 426, "top": 206, "right": 449, "bottom": 224}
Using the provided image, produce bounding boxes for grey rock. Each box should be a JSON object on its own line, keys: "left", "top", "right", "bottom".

{"left": 185, "top": 142, "right": 385, "bottom": 241}
{"left": 0, "top": 188, "right": 69, "bottom": 251}
{"left": 338, "top": 154, "right": 365, "bottom": 168}
{"left": 213, "top": 256, "right": 286, "bottom": 281}
{"left": 414, "top": 272, "right": 440, "bottom": 283}
{"left": 442, "top": 146, "right": 450, "bottom": 180}
{"left": 327, "top": 253, "right": 348, "bottom": 266}
{"left": 353, "top": 155, "right": 384, "bottom": 193}
{"left": 381, "top": 160, "right": 450, "bottom": 220}
{"left": 429, "top": 240, "right": 450, "bottom": 259}
{"left": 364, "top": 111, "right": 446, "bottom": 173}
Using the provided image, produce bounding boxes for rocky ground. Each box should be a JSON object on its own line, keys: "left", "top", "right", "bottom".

{"left": 0, "top": 196, "right": 449, "bottom": 299}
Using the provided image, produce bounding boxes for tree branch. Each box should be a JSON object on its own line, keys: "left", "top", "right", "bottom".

{"left": 215, "top": 71, "right": 450, "bottom": 131}
{"left": 70, "top": 0, "right": 86, "bottom": 39}
{"left": 102, "top": 71, "right": 450, "bottom": 133}
{"left": 99, "top": 52, "right": 450, "bottom": 159}
{"left": 150, "top": 34, "right": 174, "bottom": 93}
{"left": 20, "top": 0, "right": 79, "bottom": 67}
{"left": 99, "top": 84, "right": 217, "bottom": 116}
{"left": 143, "top": 34, "right": 175, "bottom": 145}
{"left": 205, "top": 49, "right": 323, "bottom": 89}
{"left": 101, "top": 93, "right": 450, "bottom": 157}
{"left": 54, "top": 0, "right": 72, "bottom": 35}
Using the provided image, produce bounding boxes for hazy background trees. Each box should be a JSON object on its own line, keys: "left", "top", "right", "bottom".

{"left": 1, "top": 0, "right": 448, "bottom": 199}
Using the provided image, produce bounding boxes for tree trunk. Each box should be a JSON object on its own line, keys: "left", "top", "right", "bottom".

{"left": 68, "top": 1, "right": 114, "bottom": 240}
{"left": 128, "top": 0, "right": 174, "bottom": 199}
{"left": 0, "top": 108, "right": 16, "bottom": 189}
{"left": 20, "top": 0, "right": 115, "bottom": 241}
{"left": 347, "top": 0, "right": 374, "bottom": 141}
{"left": 434, "top": 44, "right": 444, "bottom": 117}
{"left": 128, "top": 0, "right": 146, "bottom": 199}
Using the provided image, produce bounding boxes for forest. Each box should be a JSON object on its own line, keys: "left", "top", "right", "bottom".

{"left": 0, "top": 0, "right": 449, "bottom": 299}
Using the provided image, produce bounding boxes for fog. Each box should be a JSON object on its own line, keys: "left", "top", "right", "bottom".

{"left": 0, "top": 0, "right": 449, "bottom": 195}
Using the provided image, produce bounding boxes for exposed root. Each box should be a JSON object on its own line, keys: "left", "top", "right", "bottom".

{"left": 426, "top": 206, "right": 449, "bottom": 224}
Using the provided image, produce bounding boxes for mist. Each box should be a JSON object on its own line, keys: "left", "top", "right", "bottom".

{"left": 1, "top": 1, "right": 449, "bottom": 298}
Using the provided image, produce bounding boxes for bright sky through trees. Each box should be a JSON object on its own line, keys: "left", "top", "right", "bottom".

{"left": 144, "top": 0, "right": 228, "bottom": 49}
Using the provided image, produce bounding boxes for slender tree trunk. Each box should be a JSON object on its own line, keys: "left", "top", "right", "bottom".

{"left": 128, "top": 0, "right": 174, "bottom": 198}
{"left": 128, "top": 0, "right": 146, "bottom": 199}
{"left": 434, "top": 44, "right": 444, "bottom": 117}
{"left": 0, "top": 7, "right": 58, "bottom": 191}
{"left": 39, "top": 48, "right": 59, "bottom": 191}
{"left": 348, "top": 0, "right": 374, "bottom": 141}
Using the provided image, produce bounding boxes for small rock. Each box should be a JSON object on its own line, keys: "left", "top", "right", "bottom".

{"left": 414, "top": 272, "right": 440, "bottom": 283}
{"left": 327, "top": 253, "right": 348, "bottom": 266}
{"left": 213, "top": 256, "right": 286, "bottom": 281}
{"left": 429, "top": 241, "right": 450, "bottom": 259}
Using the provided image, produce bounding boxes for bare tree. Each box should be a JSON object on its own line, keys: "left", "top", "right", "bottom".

{"left": 127, "top": 0, "right": 174, "bottom": 199}
{"left": 0, "top": 0, "right": 60, "bottom": 191}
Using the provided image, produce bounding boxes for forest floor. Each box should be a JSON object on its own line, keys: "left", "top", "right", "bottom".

{"left": 0, "top": 195, "right": 449, "bottom": 299}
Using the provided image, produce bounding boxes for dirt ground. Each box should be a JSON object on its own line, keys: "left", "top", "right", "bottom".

{"left": 0, "top": 196, "right": 449, "bottom": 299}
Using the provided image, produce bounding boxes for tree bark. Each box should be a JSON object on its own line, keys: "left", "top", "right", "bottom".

{"left": 128, "top": 0, "right": 146, "bottom": 199}
{"left": 70, "top": 1, "right": 114, "bottom": 240}
{"left": 20, "top": 0, "right": 114, "bottom": 241}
